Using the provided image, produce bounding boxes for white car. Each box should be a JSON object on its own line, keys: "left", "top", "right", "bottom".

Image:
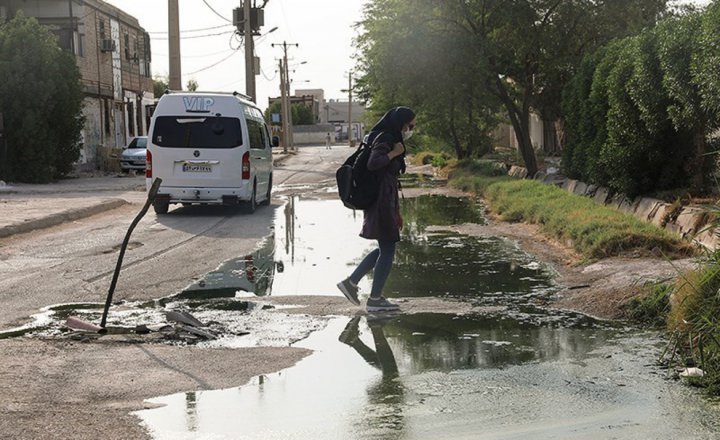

{"left": 120, "top": 136, "right": 147, "bottom": 173}
{"left": 146, "top": 91, "right": 278, "bottom": 214}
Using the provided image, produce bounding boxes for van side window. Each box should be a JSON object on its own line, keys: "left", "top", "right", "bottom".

{"left": 263, "top": 124, "right": 271, "bottom": 148}
{"left": 246, "top": 119, "right": 266, "bottom": 150}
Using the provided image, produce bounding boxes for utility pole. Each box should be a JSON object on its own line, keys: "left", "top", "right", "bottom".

{"left": 243, "top": 0, "right": 255, "bottom": 102}
{"left": 0, "top": 113, "right": 7, "bottom": 182}
{"left": 278, "top": 58, "right": 289, "bottom": 153}
{"left": 272, "top": 41, "right": 298, "bottom": 151}
{"left": 168, "top": 0, "right": 182, "bottom": 90}
{"left": 347, "top": 71, "right": 353, "bottom": 147}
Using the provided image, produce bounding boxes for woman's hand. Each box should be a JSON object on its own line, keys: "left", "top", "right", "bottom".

{"left": 389, "top": 142, "right": 405, "bottom": 159}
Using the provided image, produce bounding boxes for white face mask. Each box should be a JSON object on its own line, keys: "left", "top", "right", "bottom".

{"left": 402, "top": 130, "right": 414, "bottom": 141}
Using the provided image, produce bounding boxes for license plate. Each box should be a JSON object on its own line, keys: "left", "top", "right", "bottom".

{"left": 183, "top": 164, "right": 212, "bottom": 173}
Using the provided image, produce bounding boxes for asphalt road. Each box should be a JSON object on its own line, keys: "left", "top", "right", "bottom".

{"left": 0, "top": 145, "right": 349, "bottom": 330}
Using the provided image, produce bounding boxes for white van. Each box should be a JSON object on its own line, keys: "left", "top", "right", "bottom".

{"left": 146, "top": 91, "right": 277, "bottom": 214}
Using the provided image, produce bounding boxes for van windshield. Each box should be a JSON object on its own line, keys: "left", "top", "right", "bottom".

{"left": 153, "top": 116, "right": 243, "bottom": 148}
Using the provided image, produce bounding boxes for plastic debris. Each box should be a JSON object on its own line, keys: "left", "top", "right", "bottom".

{"left": 679, "top": 367, "right": 705, "bottom": 378}
{"left": 166, "top": 310, "right": 205, "bottom": 328}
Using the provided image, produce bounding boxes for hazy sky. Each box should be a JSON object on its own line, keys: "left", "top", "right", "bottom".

{"left": 106, "top": 0, "right": 368, "bottom": 110}
{"left": 106, "top": 0, "right": 712, "bottom": 111}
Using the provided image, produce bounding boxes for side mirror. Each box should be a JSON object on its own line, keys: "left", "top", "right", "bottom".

{"left": 272, "top": 136, "right": 280, "bottom": 147}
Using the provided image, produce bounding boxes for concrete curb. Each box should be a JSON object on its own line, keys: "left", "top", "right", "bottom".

{"left": 272, "top": 152, "right": 295, "bottom": 167}
{"left": 0, "top": 198, "right": 128, "bottom": 238}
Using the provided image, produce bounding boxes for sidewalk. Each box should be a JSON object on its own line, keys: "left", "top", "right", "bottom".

{"left": 0, "top": 174, "right": 144, "bottom": 239}
{"left": 0, "top": 151, "right": 294, "bottom": 239}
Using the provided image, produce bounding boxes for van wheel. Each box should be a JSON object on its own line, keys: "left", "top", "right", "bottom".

{"left": 242, "top": 183, "right": 257, "bottom": 214}
{"left": 153, "top": 200, "right": 169, "bottom": 215}
{"left": 261, "top": 175, "right": 272, "bottom": 206}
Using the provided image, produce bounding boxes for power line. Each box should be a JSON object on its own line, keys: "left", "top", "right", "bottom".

{"left": 202, "top": 0, "right": 233, "bottom": 23}
{"left": 150, "top": 30, "right": 236, "bottom": 41}
{"left": 186, "top": 50, "right": 241, "bottom": 75}
{"left": 260, "top": 65, "right": 277, "bottom": 81}
{"left": 152, "top": 48, "right": 236, "bottom": 58}
{"left": 147, "top": 24, "right": 233, "bottom": 35}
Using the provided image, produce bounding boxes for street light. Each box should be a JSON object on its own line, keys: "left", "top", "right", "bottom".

{"left": 256, "top": 26, "right": 278, "bottom": 43}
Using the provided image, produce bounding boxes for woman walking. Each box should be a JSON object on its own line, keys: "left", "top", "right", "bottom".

{"left": 337, "top": 106, "right": 416, "bottom": 312}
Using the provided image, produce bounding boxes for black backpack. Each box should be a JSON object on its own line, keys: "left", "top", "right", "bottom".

{"left": 336, "top": 137, "right": 382, "bottom": 210}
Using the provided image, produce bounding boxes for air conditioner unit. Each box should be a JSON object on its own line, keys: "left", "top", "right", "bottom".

{"left": 100, "top": 39, "right": 115, "bottom": 52}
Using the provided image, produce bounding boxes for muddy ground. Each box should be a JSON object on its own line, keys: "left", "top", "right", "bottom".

{"left": 0, "top": 181, "right": 698, "bottom": 440}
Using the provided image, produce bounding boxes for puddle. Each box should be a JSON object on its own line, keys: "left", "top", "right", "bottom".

{"left": 0, "top": 195, "right": 557, "bottom": 343}
{"left": 136, "top": 315, "right": 720, "bottom": 440}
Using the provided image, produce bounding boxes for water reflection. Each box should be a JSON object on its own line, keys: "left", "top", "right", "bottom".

{"left": 383, "top": 313, "right": 611, "bottom": 372}
{"left": 339, "top": 316, "right": 405, "bottom": 437}
{"left": 178, "top": 235, "right": 278, "bottom": 299}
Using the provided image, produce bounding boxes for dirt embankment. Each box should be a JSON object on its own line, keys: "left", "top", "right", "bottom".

{"left": 453, "top": 214, "right": 695, "bottom": 320}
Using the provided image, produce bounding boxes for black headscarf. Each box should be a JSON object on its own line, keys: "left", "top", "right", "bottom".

{"left": 365, "top": 106, "right": 416, "bottom": 173}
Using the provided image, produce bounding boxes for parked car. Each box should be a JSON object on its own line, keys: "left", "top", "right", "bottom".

{"left": 120, "top": 136, "right": 147, "bottom": 173}
{"left": 146, "top": 91, "right": 278, "bottom": 214}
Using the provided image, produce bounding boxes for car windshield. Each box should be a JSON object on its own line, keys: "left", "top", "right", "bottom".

{"left": 129, "top": 137, "right": 147, "bottom": 149}
{"left": 152, "top": 116, "right": 243, "bottom": 149}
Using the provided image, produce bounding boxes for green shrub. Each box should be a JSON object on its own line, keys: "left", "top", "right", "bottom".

{"left": 621, "top": 282, "right": 673, "bottom": 327}
{"left": 666, "top": 255, "right": 720, "bottom": 396}
{"left": 449, "top": 170, "right": 692, "bottom": 260}
{"left": 560, "top": 7, "right": 720, "bottom": 197}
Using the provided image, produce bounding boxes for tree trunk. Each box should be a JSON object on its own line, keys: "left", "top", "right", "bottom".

{"left": 494, "top": 76, "right": 538, "bottom": 177}
{"left": 448, "top": 104, "right": 465, "bottom": 159}
{"left": 690, "top": 129, "right": 706, "bottom": 193}
{"left": 517, "top": 112, "right": 538, "bottom": 177}
{"left": 543, "top": 119, "right": 560, "bottom": 155}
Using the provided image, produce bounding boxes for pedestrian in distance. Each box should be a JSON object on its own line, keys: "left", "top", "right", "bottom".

{"left": 337, "top": 106, "right": 416, "bottom": 312}
{"left": 325, "top": 132, "right": 332, "bottom": 149}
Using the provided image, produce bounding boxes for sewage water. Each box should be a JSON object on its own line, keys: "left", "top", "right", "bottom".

{"left": 185, "top": 195, "right": 555, "bottom": 303}
{"left": 135, "top": 196, "right": 720, "bottom": 439}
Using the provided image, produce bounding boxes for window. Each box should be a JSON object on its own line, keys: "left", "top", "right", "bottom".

{"left": 74, "top": 32, "right": 84, "bottom": 57}
{"left": 99, "top": 20, "right": 105, "bottom": 39}
{"left": 128, "top": 137, "right": 147, "bottom": 148}
{"left": 104, "top": 99, "right": 111, "bottom": 135}
{"left": 144, "top": 32, "right": 151, "bottom": 63}
{"left": 127, "top": 102, "right": 135, "bottom": 137}
{"left": 246, "top": 119, "right": 267, "bottom": 149}
{"left": 124, "top": 33, "right": 130, "bottom": 59}
{"left": 153, "top": 116, "right": 243, "bottom": 149}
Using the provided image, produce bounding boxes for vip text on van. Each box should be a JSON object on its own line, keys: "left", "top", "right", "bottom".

{"left": 146, "top": 92, "right": 278, "bottom": 214}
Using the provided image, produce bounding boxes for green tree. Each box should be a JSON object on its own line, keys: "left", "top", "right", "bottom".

{"left": 357, "top": 0, "right": 667, "bottom": 174}
{"left": 0, "top": 13, "right": 84, "bottom": 182}
{"left": 291, "top": 104, "right": 314, "bottom": 125}
{"left": 264, "top": 100, "right": 313, "bottom": 125}
{"left": 186, "top": 78, "right": 199, "bottom": 92}
{"left": 657, "top": 12, "right": 710, "bottom": 191}
{"left": 153, "top": 75, "right": 169, "bottom": 98}
{"left": 356, "top": 0, "right": 500, "bottom": 159}
{"left": 562, "top": 7, "right": 718, "bottom": 196}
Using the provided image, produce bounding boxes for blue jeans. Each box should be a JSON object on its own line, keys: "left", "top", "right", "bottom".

{"left": 349, "top": 240, "right": 396, "bottom": 299}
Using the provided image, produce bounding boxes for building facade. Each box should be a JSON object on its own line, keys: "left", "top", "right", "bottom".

{"left": 0, "top": 0, "right": 154, "bottom": 170}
